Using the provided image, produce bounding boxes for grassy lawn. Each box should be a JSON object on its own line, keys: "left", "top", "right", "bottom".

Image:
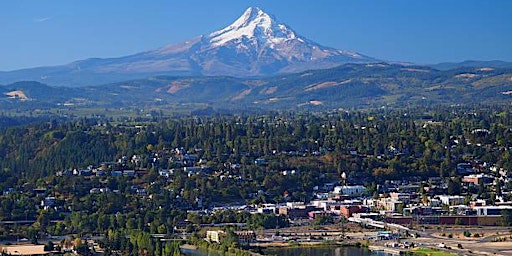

{"left": 408, "top": 248, "right": 458, "bottom": 256}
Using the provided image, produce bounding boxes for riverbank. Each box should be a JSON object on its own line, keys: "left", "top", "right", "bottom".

{"left": 258, "top": 244, "right": 376, "bottom": 256}
{"left": 251, "top": 241, "right": 373, "bottom": 256}
{"left": 368, "top": 245, "right": 405, "bottom": 255}
{"left": 182, "top": 243, "right": 262, "bottom": 256}
{"left": 250, "top": 239, "right": 366, "bottom": 248}
{"left": 182, "top": 241, "right": 369, "bottom": 256}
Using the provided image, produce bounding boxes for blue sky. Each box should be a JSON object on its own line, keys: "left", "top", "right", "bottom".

{"left": 1, "top": 0, "right": 511, "bottom": 71}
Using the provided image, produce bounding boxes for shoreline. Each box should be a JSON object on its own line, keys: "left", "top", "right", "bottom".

{"left": 249, "top": 240, "right": 365, "bottom": 248}
{"left": 182, "top": 241, "right": 368, "bottom": 256}
{"left": 368, "top": 245, "right": 405, "bottom": 255}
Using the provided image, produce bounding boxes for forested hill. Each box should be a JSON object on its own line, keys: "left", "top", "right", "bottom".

{"left": 2, "top": 107, "right": 512, "bottom": 191}
{"left": 2, "top": 63, "right": 512, "bottom": 112}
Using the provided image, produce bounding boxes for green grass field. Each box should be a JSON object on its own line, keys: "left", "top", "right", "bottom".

{"left": 408, "top": 248, "right": 458, "bottom": 256}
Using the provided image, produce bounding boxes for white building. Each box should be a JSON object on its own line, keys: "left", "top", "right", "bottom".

{"left": 257, "top": 203, "right": 277, "bottom": 214}
{"left": 334, "top": 185, "right": 366, "bottom": 196}
{"left": 473, "top": 206, "right": 512, "bottom": 216}
{"left": 438, "top": 195, "right": 465, "bottom": 206}
{"left": 206, "top": 230, "right": 224, "bottom": 243}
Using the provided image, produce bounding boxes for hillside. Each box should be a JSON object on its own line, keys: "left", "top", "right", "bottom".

{"left": 2, "top": 63, "right": 512, "bottom": 113}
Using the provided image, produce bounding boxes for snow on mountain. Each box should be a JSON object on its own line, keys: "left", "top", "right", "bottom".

{"left": 204, "top": 7, "right": 371, "bottom": 63}
{"left": 111, "top": 6, "right": 376, "bottom": 76}
{"left": 208, "top": 7, "right": 297, "bottom": 47}
{"left": 0, "top": 7, "right": 377, "bottom": 87}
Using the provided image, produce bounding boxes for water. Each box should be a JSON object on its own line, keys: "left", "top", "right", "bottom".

{"left": 182, "top": 246, "right": 392, "bottom": 256}
{"left": 262, "top": 246, "right": 391, "bottom": 256}
{"left": 181, "top": 248, "right": 227, "bottom": 256}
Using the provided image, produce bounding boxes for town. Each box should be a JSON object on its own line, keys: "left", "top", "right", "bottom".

{"left": 2, "top": 108, "right": 512, "bottom": 255}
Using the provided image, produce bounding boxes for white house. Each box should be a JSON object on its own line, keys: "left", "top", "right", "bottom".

{"left": 438, "top": 195, "right": 465, "bottom": 206}
{"left": 334, "top": 185, "right": 366, "bottom": 196}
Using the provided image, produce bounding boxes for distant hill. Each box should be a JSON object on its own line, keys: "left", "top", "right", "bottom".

{"left": 430, "top": 60, "right": 512, "bottom": 71}
{"left": 2, "top": 63, "right": 512, "bottom": 112}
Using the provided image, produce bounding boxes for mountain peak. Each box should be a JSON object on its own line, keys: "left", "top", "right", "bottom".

{"left": 208, "top": 7, "right": 297, "bottom": 47}
{"left": 239, "top": 7, "right": 266, "bottom": 22}
{"left": 225, "top": 7, "right": 272, "bottom": 30}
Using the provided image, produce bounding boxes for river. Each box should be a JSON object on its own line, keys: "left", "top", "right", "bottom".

{"left": 182, "top": 246, "right": 393, "bottom": 256}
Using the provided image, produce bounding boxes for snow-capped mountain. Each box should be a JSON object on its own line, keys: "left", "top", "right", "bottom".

{"left": 145, "top": 7, "right": 375, "bottom": 76}
{"left": 0, "top": 7, "right": 377, "bottom": 87}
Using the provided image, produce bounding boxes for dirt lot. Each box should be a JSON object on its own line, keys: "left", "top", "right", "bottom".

{"left": 1, "top": 244, "right": 49, "bottom": 255}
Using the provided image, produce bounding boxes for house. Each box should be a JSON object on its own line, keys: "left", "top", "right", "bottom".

{"left": 470, "top": 199, "right": 487, "bottom": 207}
{"left": 397, "top": 185, "right": 420, "bottom": 193}
{"left": 311, "top": 199, "right": 344, "bottom": 211}
{"left": 123, "top": 170, "right": 136, "bottom": 177}
{"left": 321, "top": 182, "right": 337, "bottom": 192}
{"left": 90, "top": 187, "right": 111, "bottom": 194}
{"left": 438, "top": 195, "right": 465, "bottom": 206}
{"left": 314, "top": 193, "right": 330, "bottom": 200}
{"left": 90, "top": 188, "right": 100, "bottom": 194}
{"left": 159, "top": 169, "right": 172, "bottom": 178}
{"left": 339, "top": 205, "right": 369, "bottom": 218}
{"left": 78, "top": 169, "right": 92, "bottom": 176}
{"left": 2, "top": 188, "right": 15, "bottom": 196}
{"left": 457, "top": 163, "right": 476, "bottom": 175}
{"left": 206, "top": 230, "right": 224, "bottom": 243}
{"left": 308, "top": 211, "right": 331, "bottom": 219}
{"left": 95, "top": 170, "right": 106, "bottom": 177}
{"left": 33, "top": 188, "right": 47, "bottom": 197}
{"left": 183, "top": 154, "right": 199, "bottom": 166}
{"left": 449, "top": 205, "right": 475, "bottom": 215}
{"left": 403, "top": 206, "right": 433, "bottom": 216}
{"left": 136, "top": 188, "right": 148, "bottom": 196}
{"left": 429, "top": 198, "right": 442, "bottom": 207}
{"left": 41, "top": 197, "right": 56, "bottom": 210}
{"left": 334, "top": 185, "right": 366, "bottom": 196}
{"left": 254, "top": 158, "right": 266, "bottom": 165}
{"left": 257, "top": 204, "right": 277, "bottom": 214}
{"left": 100, "top": 188, "right": 111, "bottom": 193}
{"left": 278, "top": 206, "right": 311, "bottom": 219}
{"left": 205, "top": 230, "right": 255, "bottom": 246}
{"left": 184, "top": 166, "right": 202, "bottom": 175}
{"left": 100, "top": 161, "right": 118, "bottom": 171}
{"left": 389, "top": 192, "right": 412, "bottom": 204}
{"left": 462, "top": 174, "right": 494, "bottom": 185}
{"left": 376, "top": 198, "right": 403, "bottom": 212}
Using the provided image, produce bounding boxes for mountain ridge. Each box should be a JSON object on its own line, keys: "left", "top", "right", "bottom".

{"left": 429, "top": 60, "right": 512, "bottom": 71}
{"left": 3, "top": 63, "right": 512, "bottom": 112}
